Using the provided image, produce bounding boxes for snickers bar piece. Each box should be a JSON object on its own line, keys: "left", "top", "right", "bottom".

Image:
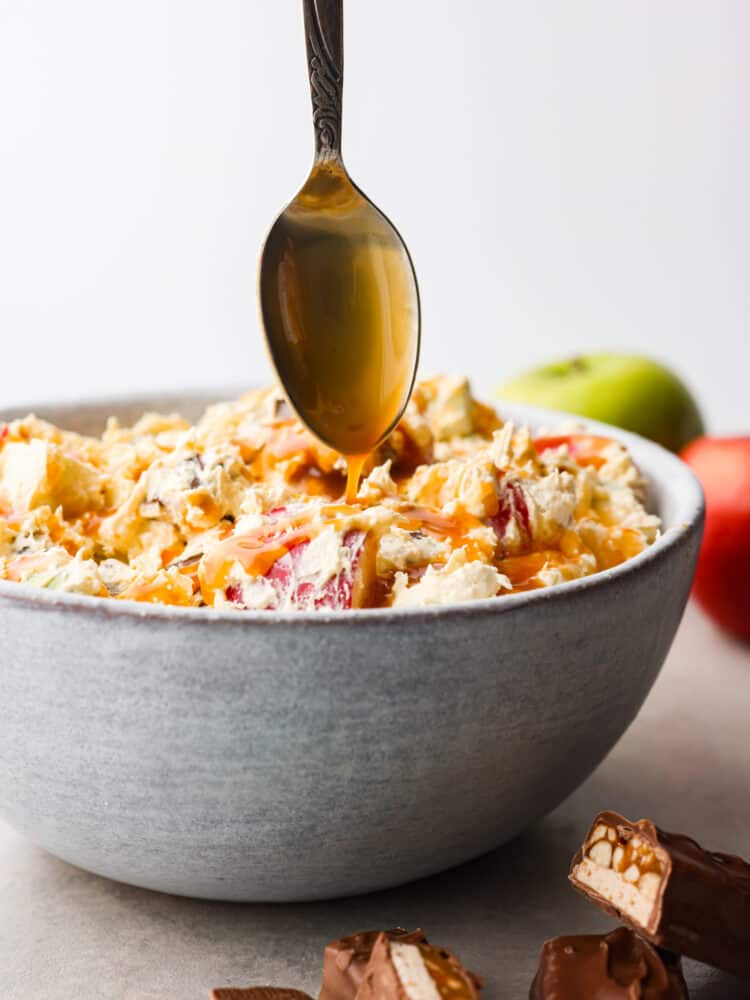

{"left": 529, "top": 927, "right": 688, "bottom": 999}
{"left": 355, "top": 931, "right": 481, "bottom": 999}
{"left": 211, "top": 990, "right": 313, "bottom": 1000}
{"left": 570, "top": 811, "right": 750, "bottom": 979}
{"left": 320, "top": 928, "right": 427, "bottom": 1000}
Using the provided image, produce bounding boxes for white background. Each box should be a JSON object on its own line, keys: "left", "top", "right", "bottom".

{"left": 0, "top": 1, "right": 747, "bottom": 431}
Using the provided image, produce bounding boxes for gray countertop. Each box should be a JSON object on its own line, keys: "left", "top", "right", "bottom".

{"left": 2, "top": 605, "right": 749, "bottom": 1000}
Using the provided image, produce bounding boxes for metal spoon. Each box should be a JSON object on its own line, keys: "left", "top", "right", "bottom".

{"left": 258, "top": 0, "right": 420, "bottom": 496}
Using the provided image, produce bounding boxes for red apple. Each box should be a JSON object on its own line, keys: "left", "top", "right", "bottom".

{"left": 680, "top": 436, "right": 750, "bottom": 642}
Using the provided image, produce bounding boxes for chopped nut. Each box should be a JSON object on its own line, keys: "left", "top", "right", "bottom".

{"left": 613, "top": 846, "right": 625, "bottom": 871}
{"left": 589, "top": 841, "right": 614, "bottom": 868}
{"left": 624, "top": 864, "right": 640, "bottom": 883}
{"left": 591, "top": 824, "right": 609, "bottom": 843}
{"left": 607, "top": 828, "right": 617, "bottom": 842}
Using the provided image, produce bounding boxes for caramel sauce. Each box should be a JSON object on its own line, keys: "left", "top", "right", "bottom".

{"left": 199, "top": 512, "right": 314, "bottom": 599}
{"left": 246, "top": 422, "right": 342, "bottom": 496}
{"left": 185, "top": 493, "right": 222, "bottom": 527}
{"left": 496, "top": 526, "right": 643, "bottom": 593}
{"left": 558, "top": 528, "right": 587, "bottom": 559}
{"left": 290, "top": 465, "right": 345, "bottom": 500}
{"left": 614, "top": 838, "right": 664, "bottom": 877}
{"left": 595, "top": 528, "right": 645, "bottom": 569}
{"left": 259, "top": 159, "right": 419, "bottom": 499}
{"left": 345, "top": 454, "right": 368, "bottom": 504}
{"left": 417, "top": 943, "right": 476, "bottom": 998}
{"left": 118, "top": 576, "right": 193, "bottom": 606}
{"left": 197, "top": 497, "right": 493, "bottom": 605}
{"left": 496, "top": 551, "right": 550, "bottom": 591}
{"left": 197, "top": 486, "right": 643, "bottom": 605}
{"left": 588, "top": 825, "right": 665, "bottom": 878}
{"left": 196, "top": 408, "right": 644, "bottom": 605}
{"left": 397, "top": 505, "right": 492, "bottom": 563}
{"left": 160, "top": 544, "right": 185, "bottom": 568}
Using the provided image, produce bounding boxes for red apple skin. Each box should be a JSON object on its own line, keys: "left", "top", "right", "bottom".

{"left": 225, "top": 527, "right": 371, "bottom": 611}
{"left": 264, "top": 529, "right": 368, "bottom": 610}
{"left": 680, "top": 437, "right": 750, "bottom": 642}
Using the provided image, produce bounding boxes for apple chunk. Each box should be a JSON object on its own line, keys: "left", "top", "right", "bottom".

{"left": 488, "top": 477, "right": 532, "bottom": 555}
{"left": 226, "top": 527, "right": 376, "bottom": 611}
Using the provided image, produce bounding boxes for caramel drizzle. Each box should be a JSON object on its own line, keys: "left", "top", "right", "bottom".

{"left": 95, "top": 418, "right": 644, "bottom": 605}
{"left": 344, "top": 454, "right": 368, "bottom": 504}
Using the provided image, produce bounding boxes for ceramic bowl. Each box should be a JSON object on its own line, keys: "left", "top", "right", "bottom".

{"left": 0, "top": 392, "right": 704, "bottom": 901}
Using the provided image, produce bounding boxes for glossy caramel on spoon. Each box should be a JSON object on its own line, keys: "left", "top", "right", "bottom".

{"left": 258, "top": 0, "right": 420, "bottom": 501}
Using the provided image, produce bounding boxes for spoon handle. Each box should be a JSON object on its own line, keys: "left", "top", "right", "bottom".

{"left": 302, "top": 0, "right": 344, "bottom": 161}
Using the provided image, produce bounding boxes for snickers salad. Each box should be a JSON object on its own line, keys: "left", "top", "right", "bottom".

{"left": 0, "top": 376, "right": 659, "bottom": 611}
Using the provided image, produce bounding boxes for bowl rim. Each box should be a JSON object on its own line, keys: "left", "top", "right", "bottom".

{"left": 0, "top": 390, "right": 705, "bottom": 626}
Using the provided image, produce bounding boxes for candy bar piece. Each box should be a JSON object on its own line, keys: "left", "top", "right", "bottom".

{"left": 570, "top": 811, "right": 750, "bottom": 979}
{"left": 210, "top": 989, "right": 312, "bottom": 1000}
{"left": 355, "top": 931, "right": 481, "bottom": 999}
{"left": 529, "top": 927, "right": 688, "bottom": 999}
{"left": 320, "top": 928, "right": 427, "bottom": 1000}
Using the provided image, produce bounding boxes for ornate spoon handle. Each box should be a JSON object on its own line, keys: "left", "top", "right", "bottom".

{"left": 302, "top": 0, "right": 344, "bottom": 162}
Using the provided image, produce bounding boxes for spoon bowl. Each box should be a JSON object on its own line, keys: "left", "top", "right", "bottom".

{"left": 258, "top": 0, "right": 420, "bottom": 469}
{"left": 259, "top": 160, "right": 419, "bottom": 458}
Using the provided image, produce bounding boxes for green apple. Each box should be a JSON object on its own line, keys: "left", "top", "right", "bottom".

{"left": 497, "top": 353, "right": 704, "bottom": 452}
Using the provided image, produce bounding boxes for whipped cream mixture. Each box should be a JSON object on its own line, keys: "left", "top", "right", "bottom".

{"left": 0, "top": 376, "right": 660, "bottom": 610}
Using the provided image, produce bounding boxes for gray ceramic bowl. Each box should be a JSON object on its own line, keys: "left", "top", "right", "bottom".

{"left": 0, "top": 392, "right": 703, "bottom": 901}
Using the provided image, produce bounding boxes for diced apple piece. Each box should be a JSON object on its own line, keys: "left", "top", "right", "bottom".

{"left": 268, "top": 529, "right": 373, "bottom": 610}
{"left": 0, "top": 440, "right": 106, "bottom": 517}
{"left": 488, "top": 477, "right": 531, "bottom": 555}
{"left": 225, "top": 528, "right": 375, "bottom": 611}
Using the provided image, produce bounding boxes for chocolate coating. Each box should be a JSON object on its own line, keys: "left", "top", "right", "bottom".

{"left": 355, "top": 931, "right": 481, "bottom": 999}
{"left": 352, "top": 934, "right": 409, "bottom": 1000}
{"left": 529, "top": 928, "right": 688, "bottom": 999}
{"left": 211, "top": 990, "right": 313, "bottom": 1000}
{"left": 319, "top": 927, "right": 426, "bottom": 1000}
{"left": 570, "top": 811, "right": 750, "bottom": 979}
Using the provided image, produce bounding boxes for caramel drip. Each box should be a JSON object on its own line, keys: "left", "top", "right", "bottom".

{"left": 345, "top": 454, "right": 368, "bottom": 504}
